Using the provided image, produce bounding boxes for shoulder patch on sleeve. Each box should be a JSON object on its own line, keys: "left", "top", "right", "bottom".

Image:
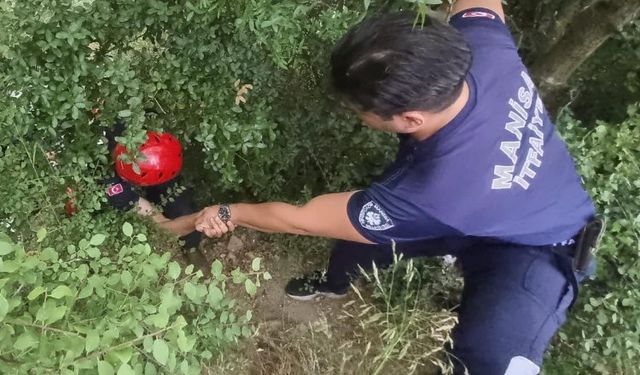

{"left": 358, "top": 201, "right": 395, "bottom": 231}
{"left": 462, "top": 10, "right": 496, "bottom": 20}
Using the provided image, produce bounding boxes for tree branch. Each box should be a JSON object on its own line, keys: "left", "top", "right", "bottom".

{"left": 530, "top": 0, "right": 640, "bottom": 114}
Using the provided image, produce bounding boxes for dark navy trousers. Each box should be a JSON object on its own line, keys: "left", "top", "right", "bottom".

{"left": 326, "top": 238, "right": 589, "bottom": 374}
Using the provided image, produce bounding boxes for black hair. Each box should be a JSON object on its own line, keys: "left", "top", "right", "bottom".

{"left": 330, "top": 12, "right": 472, "bottom": 119}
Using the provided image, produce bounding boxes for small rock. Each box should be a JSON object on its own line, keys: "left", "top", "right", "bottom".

{"left": 227, "top": 235, "right": 244, "bottom": 252}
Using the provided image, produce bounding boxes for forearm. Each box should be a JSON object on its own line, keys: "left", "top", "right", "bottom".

{"left": 196, "top": 192, "right": 369, "bottom": 243}
{"left": 137, "top": 198, "right": 197, "bottom": 237}
{"left": 230, "top": 202, "right": 309, "bottom": 235}
{"left": 227, "top": 193, "right": 371, "bottom": 243}
{"left": 152, "top": 212, "right": 198, "bottom": 237}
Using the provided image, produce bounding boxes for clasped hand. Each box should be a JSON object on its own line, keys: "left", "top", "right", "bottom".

{"left": 195, "top": 205, "right": 236, "bottom": 238}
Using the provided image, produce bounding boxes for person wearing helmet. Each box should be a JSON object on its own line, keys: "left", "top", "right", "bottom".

{"left": 103, "top": 121, "right": 203, "bottom": 251}
{"left": 112, "top": 130, "right": 183, "bottom": 187}
{"left": 192, "top": 1, "right": 600, "bottom": 374}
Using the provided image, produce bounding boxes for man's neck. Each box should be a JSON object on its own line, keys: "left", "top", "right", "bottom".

{"left": 411, "top": 80, "right": 470, "bottom": 141}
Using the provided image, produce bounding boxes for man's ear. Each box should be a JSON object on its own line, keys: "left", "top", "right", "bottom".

{"left": 398, "top": 111, "right": 426, "bottom": 132}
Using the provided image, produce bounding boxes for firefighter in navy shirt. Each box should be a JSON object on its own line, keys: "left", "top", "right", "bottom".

{"left": 194, "top": 1, "right": 596, "bottom": 373}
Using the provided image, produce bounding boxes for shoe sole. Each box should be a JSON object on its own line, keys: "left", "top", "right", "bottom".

{"left": 286, "top": 291, "right": 348, "bottom": 301}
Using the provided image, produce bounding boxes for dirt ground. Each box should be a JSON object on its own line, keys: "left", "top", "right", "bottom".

{"left": 194, "top": 231, "right": 453, "bottom": 375}
{"left": 198, "top": 231, "right": 345, "bottom": 325}
{"left": 195, "top": 231, "right": 367, "bottom": 375}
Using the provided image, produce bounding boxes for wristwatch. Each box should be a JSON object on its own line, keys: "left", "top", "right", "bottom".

{"left": 217, "top": 204, "right": 231, "bottom": 222}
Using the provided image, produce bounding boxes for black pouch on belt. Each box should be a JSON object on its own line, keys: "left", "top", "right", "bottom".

{"left": 573, "top": 217, "right": 606, "bottom": 273}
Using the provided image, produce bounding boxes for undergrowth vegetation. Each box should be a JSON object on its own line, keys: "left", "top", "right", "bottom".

{"left": 1, "top": 0, "right": 639, "bottom": 374}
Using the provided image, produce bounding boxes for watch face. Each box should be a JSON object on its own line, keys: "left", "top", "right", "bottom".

{"left": 218, "top": 205, "right": 231, "bottom": 222}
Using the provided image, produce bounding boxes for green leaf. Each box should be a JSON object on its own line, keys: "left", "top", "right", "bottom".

{"left": 0, "top": 240, "right": 13, "bottom": 256}
{"left": 175, "top": 315, "right": 187, "bottom": 329}
{"left": 244, "top": 278, "right": 257, "bottom": 296}
{"left": 121, "top": 271, "right": 133, "bottom": 287}
{"left": 41, "top": 247, "right": 59, "bottom": 261}
{"left": 231, "top": 269, "right": 246, "bottom": 284}
{"left": 90, "top": 234, "right": 107, "bottom": 246}
{"left": 251, "top": 257, "right": 262, "bottom": 272}
{"left": 152, "top": 339, "right": 169, "bottom": 365}
{"left": 184, "top": 282, "right": 204, "bottom": 303}
{"left": 220, "top": 311, "right": 229, "bottom": 324}
{"left": 50, "top": 285, "right": 74, "bottom": 299}
{"left": 97, "top": 360, "right": 115, "bottom": 375}
{"left": 143, "top": 336, "right": 154, "bottom": 352}
{"left": 0, "top": 295, "right": 8, "bottom": 321}
{"left": 15, "top": 331, "right": 39, "bottom": 350}
{"left": 118, "top": 110, "right": 132, "bottom": 118}
{"left": 86, "top": 247, "right": 101, "bottom": 258}
{"left": 36, "top": 227, "right": 47, "bottom": 243}
{"left": 146, "top": 311, "right": 170, "bottom": 328}
{"left": 86, "top": 330, "right": 100, "bottom": 353}
{"left": 78, "top": 285, "right": 93, "bottom": 299}
{"left": 245, "top": 310, "right": 252, "bottom": 322}
{"left": 185, "top": 264, "right": 194, "bottom": 275}
{"left": 116, "top": 363, "right": 134, "bottom": 375}
{"left": 136, "top": 233, "right": 147, "bottom": 242}
{"left": 176, "top": 331, "right": 191, "bottom": 352}
{"left": 36, "top": 300, "right": 67, "bottom": 324}
{"left": 211, "top": 260, "right": 223, "bottom": 278}
{"left": 207, "top": 285, "right": 223, "bottom": 307}
{"left": 144, "top": 362, "right": 157, "bottom": 375}
{"left": 122, "top": 222, "right": 133, "bottom": 237}
{"left": 0, "top": 260, "right": 19, "bottom": 273}
{"left": 167, "top": 261, "right": 181, "bottom": 280}
{"left": 180, "top": 360, "right": 189, "bottom": 374}
{"left": 262, "top": 271, "right": 272, "bottom": 281}
{"left": 110, "top": 347, "right": 133, "bottom": 364}
{"left": 27, "top": 286, "right": 46, "bottom": 300}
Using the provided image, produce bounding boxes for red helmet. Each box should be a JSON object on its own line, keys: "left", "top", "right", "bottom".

{"left": 113, "top": 131, "right": 183, "bottom": 186}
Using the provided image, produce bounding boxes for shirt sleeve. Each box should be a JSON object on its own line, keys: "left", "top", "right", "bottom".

{"left": 346, "top": 189, "right": 460, "bottom": 245}
{"left": 449, "top": 7, "right": 517, "bottom": 50}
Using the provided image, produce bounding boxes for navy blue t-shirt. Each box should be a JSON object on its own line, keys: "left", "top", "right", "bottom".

{"left": 347, "top": 8, "right": 595, "bottom": 246}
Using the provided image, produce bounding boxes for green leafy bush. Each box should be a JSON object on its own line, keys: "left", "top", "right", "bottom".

{"left": 0, "top": 222, "right": 268, "bottom": 374}
{"left": 4, "top": 0, "right": 637, "bottom": 373}
{"left": 0, "top": 0, "right": 395, "bottom": 212}
{"left": 546, "top": 105, "right": 640, "bottom": 374}
{"left": 0, "top": 1, "right": 402, "bottom": 373}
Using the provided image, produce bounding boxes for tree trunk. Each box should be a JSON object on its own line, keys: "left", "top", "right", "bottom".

{"left": 529, "top": 0, "right": 640, "bottom": 115}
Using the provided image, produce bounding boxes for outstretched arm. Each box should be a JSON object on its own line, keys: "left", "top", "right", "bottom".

{"left": 195, "top": 192, "right": 372, "bottom": 244}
